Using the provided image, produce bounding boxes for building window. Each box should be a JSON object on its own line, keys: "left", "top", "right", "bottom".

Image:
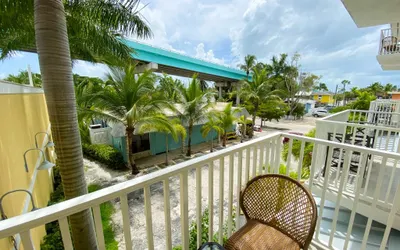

{"left": 318, "top": 95, "right": 322, "bottom": 100}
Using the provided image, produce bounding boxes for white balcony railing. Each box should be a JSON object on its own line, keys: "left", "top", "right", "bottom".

{"left": 379, "top": 28, "right": 400, "bottom": 56}
{"left": 1, "top": 133, "right": 400, "bottom": 250}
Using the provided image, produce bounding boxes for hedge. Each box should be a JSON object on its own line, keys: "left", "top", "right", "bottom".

{"left": 41, "top": 167, "right": 118, "bottom": 250}
{"left": 82, "top": 144, "right": 126, "bottom": 170}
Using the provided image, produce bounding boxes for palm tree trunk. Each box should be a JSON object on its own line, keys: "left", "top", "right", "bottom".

{"left": 165, "top": 135, "right": 169, "bottom": 165}
{"left": 186, "top": 124, "right": 193, "bottom": 156}
{"left": 126, "top": 127, "right": 139, "bottom": 174}
{"left": 223, "top": 132, "right": 227, "bottom": 147}
{"left": 34, "top": 1, "right": 96, "bottom": 249}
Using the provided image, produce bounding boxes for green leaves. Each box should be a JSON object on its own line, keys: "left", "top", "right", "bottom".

{"left": 0, "top": 0, "right": 152, "bottom": 64}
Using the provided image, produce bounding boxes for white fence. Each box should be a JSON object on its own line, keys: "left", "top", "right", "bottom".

{"left": 1, "top": 133, "right": 400, "bottom": 250}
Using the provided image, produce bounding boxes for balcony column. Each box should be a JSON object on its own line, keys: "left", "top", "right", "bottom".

{"left": 236, "top": 82, "right": 240, "bottom": 106}
{"left": 215, "top": 82, "right": 228, "bottom": 101}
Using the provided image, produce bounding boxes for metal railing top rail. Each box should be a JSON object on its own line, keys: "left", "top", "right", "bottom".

{"left": 2, "top": 132, "right": 400, "bottom": 239}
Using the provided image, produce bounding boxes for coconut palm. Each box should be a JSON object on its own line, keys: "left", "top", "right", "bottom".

{"left": 201, "top": 113, "right": 224, "bottom": 152}
{"left": 199, "top": 79, "right": 209, "bottom": 92}
{"left": 87, "top": 64, "right": 173, "bottom": 174}
{"left": 23, "top": 0, "right": 99, "bottom": 249}
{"left": 1, "top": 0, "right": 152, "bottom": 65}
{"left": 239, "top": 54, "right": 257, "bottom": 76}
{"left": 215, "top": 103, "right": 241, "bottom": 147}
{"left": 157, "top": 74, "right": 184, "bottom": 102}
{"left": 237, "top": 115, "right": 251, "bottom": 142}
{"left": 140, "top": 119, "right": 186, "bottom": 165}
{"left": 341, "top": 80, "right": 351, "bottom": 105}
{"left": 177, "top": 74, "right": 214, "bottom": 156}
{"left": 4, "top": 70, "right": 42, "bottom": 87}
{"left": 240, "top": 68, "right": 281, "bottom": 126}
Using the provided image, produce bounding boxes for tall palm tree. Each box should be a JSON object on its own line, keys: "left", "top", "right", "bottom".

{"left": 1, "top": 0, "right": 152, "bottom": 65}
{"left": 215, "top": 103, "right": 241, "bottom": 147}
{"left": 341, "top": 80, "right": 351, "bottom": 105}
{"left": 140, "top": 119, "right": 186, "bottom": 165}
{"left": 239, "top": 54, "right": 257, "bottom": 76}
{"left": 201, "top": 113, "right": 224, "bottom": 152}
{"left": 384, "top": 83, "right": 397, "bottom": 98}
{"left": 87, "top": 65, "right": 173, "bottom": 174}
{"left": 239, "top": 68, "right": 280, "bottom": 126}
{"left": 31, "top": 0, "right": 97, "bottom": 249}
{"left": 177, "top": 74, "right": 214, "bottom": 156}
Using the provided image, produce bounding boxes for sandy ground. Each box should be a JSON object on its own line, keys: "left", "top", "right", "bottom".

{"left": 83, "top": 117, "right": 317, "bottom": 249}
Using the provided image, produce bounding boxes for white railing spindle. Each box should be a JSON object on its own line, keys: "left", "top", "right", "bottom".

{"left": 144, "top": 186, "right": 154, "bottom": 250}
{"left": 20, "top": 230, "right": 35, "bottom": 250}
{"left": 208, "top": 161, "right": 214, "bottom": 242}
{"left": 163, "top": 179, "right": 172, "bottom": 250}
{"left": 218, "top": 157, "right": 225, "bottom": 244}
{"left": 227, "top": 154, "right": 234, "bottom": 237}
{"left": 120, "top": 194, "right": 133, "bottom": 250}
{"left": 180, "top": 170, "right": 189, "bottom": 250}
{"left": 196, "top": 166, "right": 202, "bottom": 248}
{"left": 93, "top": 205, "right": 106, "bottom": 250}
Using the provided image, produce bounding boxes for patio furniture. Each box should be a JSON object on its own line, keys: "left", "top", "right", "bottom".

{"left": 382, "top": 36, "right": 398, "bottom": 53}
{"left": 322, "top": 132, "right": 373, "bottom": 176}
{"left": 198, "top": 242, "right": 225, "bottom": 250}
{"left": 225, "top": 174, "right": 317, "bottom": 250}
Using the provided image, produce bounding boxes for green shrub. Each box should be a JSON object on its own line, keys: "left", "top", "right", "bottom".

{"left": 42, "top": 170, "right": 118, "bottom": 250}
{"left": 266, "top": 164, "right": 310, "bottom": 180}
{"left": 282, "top": 129, "right": 315, "bottom": 171}
{"left": 330, "top": 105, "right": 351, "bottom": 114}
{"left": 82, "top": 144, "right": 126, "bottom": 170}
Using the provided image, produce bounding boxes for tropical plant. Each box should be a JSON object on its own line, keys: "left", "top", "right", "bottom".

{"left": 157, "top": 74, "right": 184, "bottom": 102}
{"left": 140, "top": 119, "right": 186, "bottom": 165}
{"left": 1, "top": 0, "right": 152, "bottom": 65}
{"left": 177, "top": 74, "right": 214, "bottom": 156}
{"left": 237, "top": 115, "right": 251, "bottom": 142}
{"left": 384, "top": 83, "right": 397, "bottom": 98}
{"left": 15, "top": 0, "right": 99, "bottom": 248}
{"left": 239, "top": 68, "right": 281, "bottom": 127}
{"left": 215, "top": 103, "right": 241, "bottom": 147}
{"left": 257, "top": 100, "right": 289, "bottom": 124}
{"left": 199, "top": 79, "right": 209, "bottom": 92}
{"left": 341, "top": 80, "right": 351, "bottom": 105}
{"left": 238, "top": 54, "right": 257, "bottom": 76}
{"left": 4, "top": 70, "right": 42, "bottom": 87}
{"left": 86, "top": 64, "right": 173, "bottom": 174}
{"left": 351, "top": 91, "right": 376, "bottom": 110}
{"left": 315, "top": 82, "right": 329, "bottom": 92}
{"left": 201, "top": 113, "right": 224, "bottom": 152}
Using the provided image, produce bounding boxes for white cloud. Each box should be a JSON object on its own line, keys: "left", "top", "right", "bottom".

{"left": 72, "top": 61, "right": 109, "bottom": 79}
{"left": 195, "top": 43, "right": 225, "bottom": 65}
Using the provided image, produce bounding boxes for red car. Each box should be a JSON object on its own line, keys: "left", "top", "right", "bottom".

{"left": 283, "top": 132, "right": 303, "bottom": 143}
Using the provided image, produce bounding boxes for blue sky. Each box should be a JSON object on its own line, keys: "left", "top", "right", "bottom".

{"left": 1, "top": 0, "right": 400, "bottom": 91}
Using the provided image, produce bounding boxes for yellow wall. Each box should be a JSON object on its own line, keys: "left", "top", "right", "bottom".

{"left": 313, "top": 94, "right": 334, "bottom": 104}
{"left": 0, "top": 93, "right": 54, "bottom": 250}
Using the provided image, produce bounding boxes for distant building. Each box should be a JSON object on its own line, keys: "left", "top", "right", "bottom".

{"left": 312, "top": 92, "right": 334, "bottom": 104}
{"left": 388, "top": 92, "right": 400, "bottom": 100}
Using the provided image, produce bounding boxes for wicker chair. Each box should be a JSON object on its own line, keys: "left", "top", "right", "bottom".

{"left": 225, "top": 174, "right": 317, "bottom": 250}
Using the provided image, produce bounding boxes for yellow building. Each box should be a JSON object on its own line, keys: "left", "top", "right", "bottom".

{"left": 0, "top": 81, "right": 55, "bottom": 250}
{"left": 313, "top": 92, "right": 334, "bottom": 104}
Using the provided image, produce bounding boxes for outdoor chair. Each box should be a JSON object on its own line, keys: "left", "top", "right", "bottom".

{"left": 225, "top": 174, "right": 317, "bottom": 250}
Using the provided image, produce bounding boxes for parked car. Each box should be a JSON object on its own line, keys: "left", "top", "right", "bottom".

{"left": 283, "top": 132, "right": 304, "bottom": 144}
{"left": 253, "top": 125, "right": 262, "bottom": 132}
{"left": 312, "top": 109, "right": 328, "bottom": 117}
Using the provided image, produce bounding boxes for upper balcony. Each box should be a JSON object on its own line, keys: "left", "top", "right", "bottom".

{"left": 377, "top": 28, "right": 400, "bottom": 70}
{"left": 341, "top": 0, "right": 400, "bottom": 28}
{"left": 1, "top": 132, "right": 400, "bottom": 250}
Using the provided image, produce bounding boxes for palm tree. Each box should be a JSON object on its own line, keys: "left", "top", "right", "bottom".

{"left": 201, "top": 113, "right": 224, "bottom": 152}
{"left": 341, "top": 80, "right": 351, "bottom": 105}
{"left": 4, "top": 70, "right": 42, "bottom": 87}
{"left": 140, "top": 119, "right": 186, "bottom": 165}
{"left": 88, "top": 64, "right": 173, "bottom": 174}
{"left": 237, "top": 115, "right": 250, "bottom": 142}
{"left": 216, "top": 103, "right": 241, "bottom": 147}
{"left": 1, "top": 0, "right": 152, "bottom": 65}
{"left": 177, "top": 74, "right": 214, "bottom": 156}
{"left": 239, "top": 55, "right": 257, "bottom": 76}
{"left": 239, "top": 68, "right": 280, "bottom": 126}
{"left": 30, "top": 0, "right": 97, "bottom": 249}
{"left": 157, "top": 74, "right": 184, "bottom": 102}
{"left": 384, "top": 83, "right": 397, "bottom": 98}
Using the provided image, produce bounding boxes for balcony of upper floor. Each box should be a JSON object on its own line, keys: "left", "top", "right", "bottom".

{"left": 377, "top": 27, "right": 400, "bottom": 70}
{"left": 1, "top": 131, "right": 400, "bottom": 250}
{"left": 341, "top": 0, "right": 400, "bottom": 28}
